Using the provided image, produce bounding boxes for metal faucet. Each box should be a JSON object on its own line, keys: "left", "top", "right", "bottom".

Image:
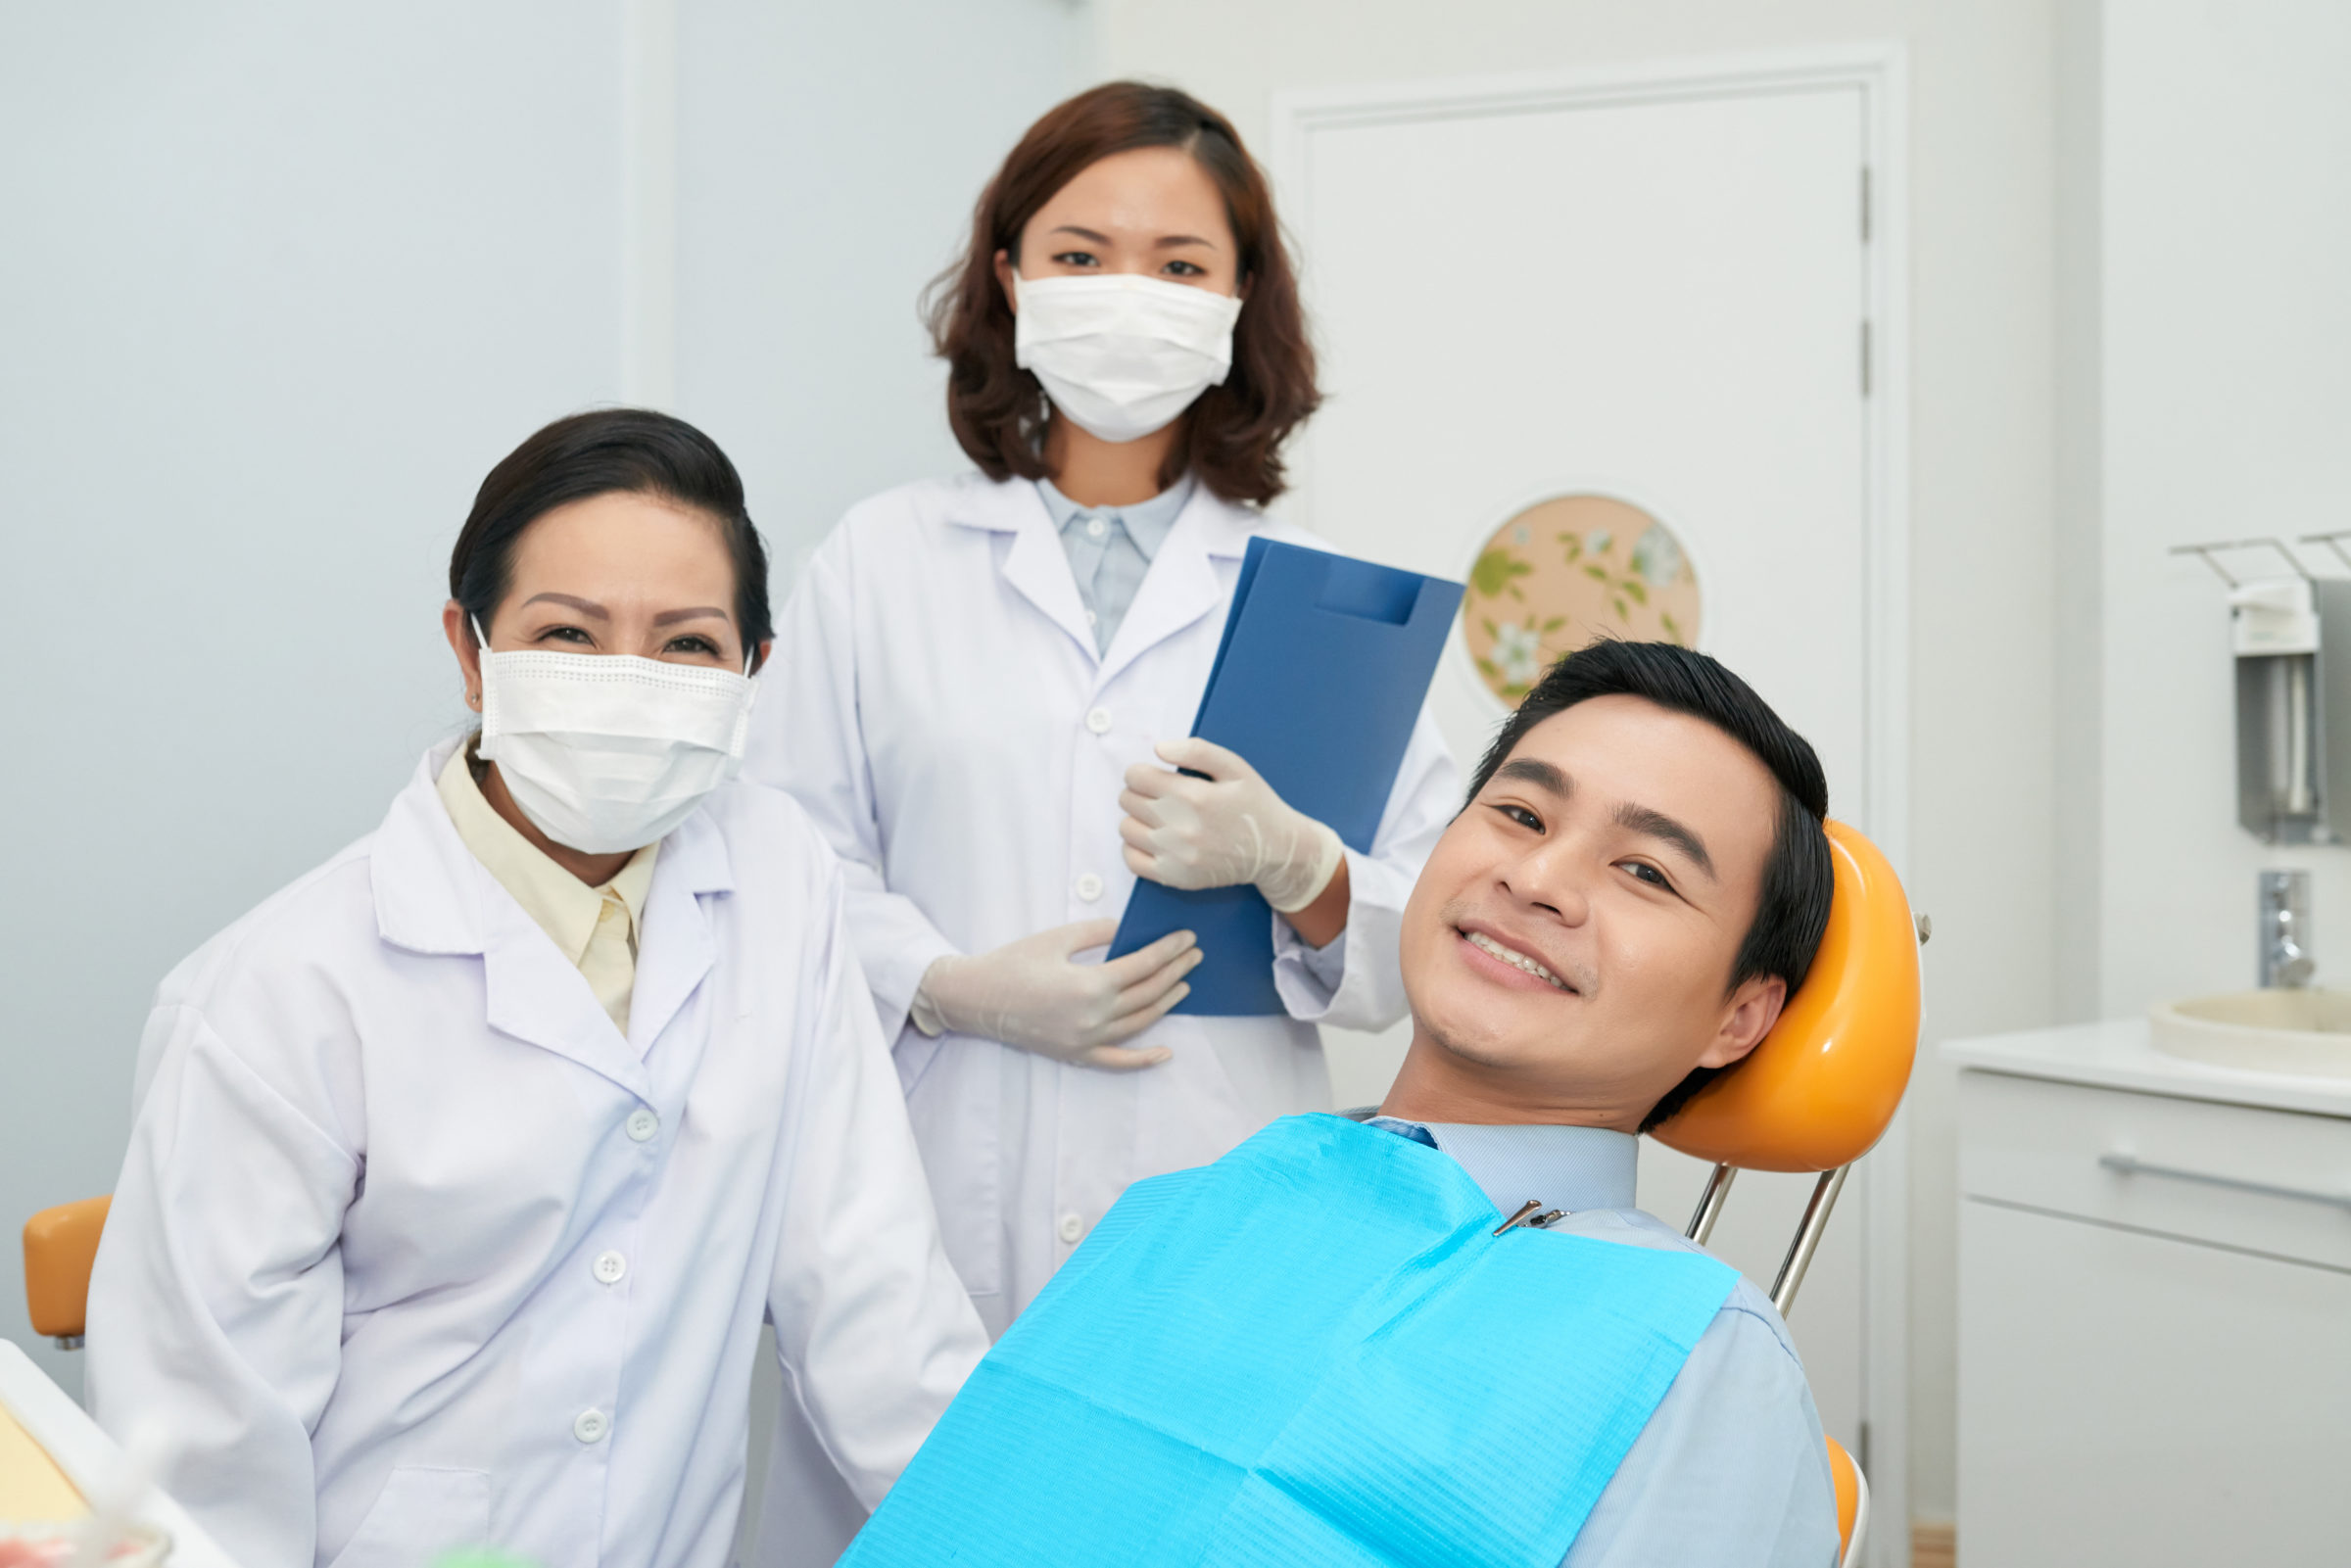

{"left": 2259, "top": 870, "right": 2315, "bottom": 988}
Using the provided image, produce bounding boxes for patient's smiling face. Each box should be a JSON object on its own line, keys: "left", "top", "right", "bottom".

{"left": 1391, "top": 694, "right": 1791, "bottom": 1131}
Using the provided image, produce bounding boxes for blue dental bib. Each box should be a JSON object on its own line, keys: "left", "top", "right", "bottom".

{"left": 844, "top": 1115, "right": 1737, "bottom": 1567}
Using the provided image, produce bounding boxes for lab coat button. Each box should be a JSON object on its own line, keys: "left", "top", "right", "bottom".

{"left": 1058, "top": 1212, "right": 1084, "bottom": 1244}
{"left": 625, "top": 1109, "right": 658, "bottom": 1143}
{"left": 573, "top": 1408, "right": 609, "bottom": 1445}
{"left": 1084, "top": 707, "right": 1113, "bottom": 735}
{"left": 1075, "top": 873, "right": 1104, "bottom": 902}
{"left": 593, "top": 1250, "right": 627, "bottom": 1285}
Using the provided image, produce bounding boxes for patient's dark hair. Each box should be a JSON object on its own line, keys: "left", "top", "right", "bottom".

{"left": 1463, "top": 640, "right": 1833, "bottom": 1131}
{"left": 450, "top": 407, "right": 773, "bottom": 669}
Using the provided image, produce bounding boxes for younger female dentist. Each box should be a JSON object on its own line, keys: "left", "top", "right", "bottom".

{"left": 87, "top": 410, "right": 986, "bottom": 1568}
{"left": 750, "top": 82, "right": 1458, "bottom": 1335}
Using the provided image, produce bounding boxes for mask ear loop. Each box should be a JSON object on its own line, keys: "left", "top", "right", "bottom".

{"left": 470, "top": 616, "right": 496, "bottom": 741}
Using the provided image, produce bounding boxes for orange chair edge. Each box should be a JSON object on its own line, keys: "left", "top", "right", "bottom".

{"left": 1825, "top": 1435, "right": 1860, "bottom": 1561}
{"left": 23, "top": 1195, "right": 111, "bottom": 1341}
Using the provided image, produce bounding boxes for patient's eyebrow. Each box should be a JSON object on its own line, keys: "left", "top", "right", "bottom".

{"left": 1494, "top": 758, "right": 1572, "bottom": 798}
{"left": 652, "top": 605, "right": 731, "bottom": 627}
{"left": 1614, "top": 801, "right": 1715, "bottom": 880}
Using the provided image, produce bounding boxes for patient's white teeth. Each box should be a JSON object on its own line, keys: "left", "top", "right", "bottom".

{"left": 1465, "top": 930, "right": 1568, "bottom": 990}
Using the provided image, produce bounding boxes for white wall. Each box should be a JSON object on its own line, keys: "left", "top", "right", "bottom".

{"left": 1096, "top": 0, "right": 2062, "bottom": 1532}
{"left": 672, "top": 0, "right": 1083, "bottom": 569}
{"left": 2095, "top": 0, "right": 2351, "bottom": 1015}
{"left": 0, "top": 0, "right": 1082, "bottom": 1418}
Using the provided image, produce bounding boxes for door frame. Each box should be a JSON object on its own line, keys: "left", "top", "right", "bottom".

{"left": 1271, "top": 45, "right": 1914, "bottom": 1563}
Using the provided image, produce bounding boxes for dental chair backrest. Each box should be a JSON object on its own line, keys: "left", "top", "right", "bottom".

{"left": 23, "top": 1195, "right": 110, "bottom": 1350}
{"left": 1652, "top": 818, "right": 1920, "bottom": 1568}
{"left": 1654, "top": 818, "right": 1919, "bottom": 1178}
{"left": 1652, "top": 818, "right": 1920, "bottom": 1287}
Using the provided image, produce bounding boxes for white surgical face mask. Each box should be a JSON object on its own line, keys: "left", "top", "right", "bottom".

{"left": 473, "top": 618, "right": 757, "bottom": 854}
{"left": 1013, "top": 270, "right": 1243, "bottom": 445}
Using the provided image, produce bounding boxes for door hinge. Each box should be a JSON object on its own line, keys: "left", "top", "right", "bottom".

{"left": 1860, "top": 320, "right": 1873, "bottom": 397}
{"left": 1860, "top": 166, "right": 1872, "bottom": 244}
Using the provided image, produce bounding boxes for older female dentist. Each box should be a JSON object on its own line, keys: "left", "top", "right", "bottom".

{"left": 86, "top": 410, "right": 985, "bottom": 1568}
{"left": 749, "top": 80, "right": 1458, "bottom": 1338}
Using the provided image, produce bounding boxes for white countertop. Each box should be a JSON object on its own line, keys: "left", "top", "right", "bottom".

{"left": 1941, "top": 1018, "right": 2351, "bottom": 1119}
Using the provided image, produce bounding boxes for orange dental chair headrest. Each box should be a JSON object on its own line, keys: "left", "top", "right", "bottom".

{"left": 1653, "top": 820, "right": 1920, "bottom": 1174}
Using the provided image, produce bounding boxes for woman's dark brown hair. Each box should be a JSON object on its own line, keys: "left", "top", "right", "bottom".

{"left": 925, "top": 81, "right": 1319, "bottom": 506}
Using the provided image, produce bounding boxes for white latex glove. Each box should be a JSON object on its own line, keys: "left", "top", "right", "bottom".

{"left": 912, "top": 920, "right": 1200, "bottom": 1070}
{"left": 1119, "top": 738, "right": 1345, "bottom": 914}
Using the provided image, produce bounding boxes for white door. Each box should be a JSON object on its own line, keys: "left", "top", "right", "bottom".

{"left": 1278, "top": 72, "right": 1885, "bottom": 1459}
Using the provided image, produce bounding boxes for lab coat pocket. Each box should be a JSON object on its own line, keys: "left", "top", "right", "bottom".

{"left": 328, "top": 1466, "right": 492, "bottom": 1568}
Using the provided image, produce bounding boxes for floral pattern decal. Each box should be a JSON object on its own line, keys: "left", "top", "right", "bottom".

{"left": 1463, "top": 495, "right": 1703, "bottom": 701}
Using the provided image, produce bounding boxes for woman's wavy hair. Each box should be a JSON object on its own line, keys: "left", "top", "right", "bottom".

{"left": 924, "top": 81, "right": 1320, "bottom": 506}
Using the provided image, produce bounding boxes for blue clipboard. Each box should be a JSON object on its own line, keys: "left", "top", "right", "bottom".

{"left": 1108, "top": 538, "right": 1465, "bottom": 1014}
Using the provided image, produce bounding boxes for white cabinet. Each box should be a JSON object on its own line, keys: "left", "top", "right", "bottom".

{"left": 1955, "top": 1064, "right": 2351, "bottom": 1565}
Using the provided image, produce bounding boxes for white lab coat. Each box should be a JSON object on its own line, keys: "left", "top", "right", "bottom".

{"left": 86, "top": 741, "right": 986, "bottom": 1568}
{"left": 748, "top": 472, "right": 1460, "bottom": 1325}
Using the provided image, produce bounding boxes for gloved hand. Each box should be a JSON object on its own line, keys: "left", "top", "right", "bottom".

{"left": 912, "top": 920, "right": 1200, "bottom": 1071}
{"left": 1119, "top": 738, "right": 1345, "bottom": 914}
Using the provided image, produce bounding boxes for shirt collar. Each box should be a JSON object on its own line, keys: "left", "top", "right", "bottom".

{"left": 436, "top": 738, "right": 659, "bottom": 964}
{"left": 1035, "top": 470, "right": 1197, "bottom": 561}
{"left": 1366, "top": 1117, "right": 1639, "bottom": 1216}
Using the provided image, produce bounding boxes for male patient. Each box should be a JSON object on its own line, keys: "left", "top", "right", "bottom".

{"left": 846, "top": 641, "right": 1842, "bottom": 1567}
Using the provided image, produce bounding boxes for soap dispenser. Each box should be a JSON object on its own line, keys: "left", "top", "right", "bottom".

{"left": 2178, "top": 538, "right": 2351, "bottom": 845}
{"left": 2230, "top": 575, "right": 2333, "bottom": 842}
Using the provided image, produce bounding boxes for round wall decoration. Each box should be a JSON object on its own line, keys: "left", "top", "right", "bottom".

{"left": 1462, "top": 493, "right": 1703, "bottom": 702}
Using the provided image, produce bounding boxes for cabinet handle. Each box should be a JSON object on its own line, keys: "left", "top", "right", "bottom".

{"left": 2098, "top": 1153, "right": 2351, "bottom": 1213}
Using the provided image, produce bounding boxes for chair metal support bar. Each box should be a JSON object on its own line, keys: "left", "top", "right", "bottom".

{"left": 1770, "top": 1165, "right": 1848, "bottom": 1318}
{"left": 1685, "top": 1163, "right": 1737, "bottom": 1246}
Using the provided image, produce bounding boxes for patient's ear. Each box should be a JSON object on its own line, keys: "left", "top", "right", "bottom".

{"left": 1695, "top": 974, "right": 1787, "bottom": 1070}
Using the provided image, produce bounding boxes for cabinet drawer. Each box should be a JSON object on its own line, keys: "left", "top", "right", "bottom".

{"left": 1957, "top": 1200, "right": 2351, "bottom": 1564}
{"left": 1958, "top": 1069, "right": 2351, "bottom": 1271}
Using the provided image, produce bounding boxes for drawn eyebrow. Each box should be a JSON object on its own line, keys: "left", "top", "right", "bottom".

{"left": 521, "top": 593, "right": 608, "bottom": 619}
{"left": 1046, "top": 225, "right": 1220, "bottom": 251}
{"left": 1613, "top": 801, "right": 1716, "bottom": 880}
{"left": 651, "top": 606, "right": 731, "bottom": 628}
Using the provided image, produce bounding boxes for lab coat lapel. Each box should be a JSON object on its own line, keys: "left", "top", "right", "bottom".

{"left": 625, "top": 807, "right": 733, "bottom": 1057}
{"left": 950, "top": 478, "right": 1098, "bottom": 659}
{"left": 1094, "top": 490, "right": 1258, "bottom": 691}
{"left": 372, "top": 742, "right": 650, "bottom": 1101}
{"left": 481, "top": 918, "right": 649, "bottom": 1099}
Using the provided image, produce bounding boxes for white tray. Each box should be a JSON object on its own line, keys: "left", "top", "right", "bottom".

{"left": 0, "top": 1344, "right": 241, "bottom": 1568}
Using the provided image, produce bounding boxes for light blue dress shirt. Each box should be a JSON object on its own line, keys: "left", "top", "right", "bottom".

{"left": 1367, "top": 1117, "right": 1842, "bottom": 1568}
{"left": 1037, "top": 472, "right": 1196, "bottom": 652}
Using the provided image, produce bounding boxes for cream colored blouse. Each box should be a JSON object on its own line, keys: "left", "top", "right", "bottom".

{"left": 436, "top": 740, "right": 659, "bottom": 1035}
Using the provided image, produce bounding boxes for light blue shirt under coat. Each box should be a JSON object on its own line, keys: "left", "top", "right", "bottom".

{"left": 1367, "top": 1117, "right": 1842, "bottom": 1568}
{"left": 1037, "top": 473, "right": 1196, "bottom": 652}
